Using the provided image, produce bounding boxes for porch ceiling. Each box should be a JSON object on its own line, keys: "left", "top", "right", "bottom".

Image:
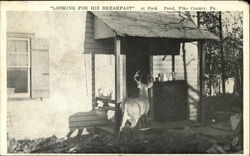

{"left": 91, "top": 11, "right": 219, "bottom": 40}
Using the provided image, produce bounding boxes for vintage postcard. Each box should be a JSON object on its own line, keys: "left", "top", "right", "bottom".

{"left": 0, "top": 1, "right": 249, "bottom": 155}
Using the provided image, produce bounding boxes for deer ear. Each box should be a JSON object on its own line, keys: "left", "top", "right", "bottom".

{"left": 146, "top": 76, "right": 154, "bottom": 89}
{"left": 146, "top": 83, "right": 153, "bottom": 89}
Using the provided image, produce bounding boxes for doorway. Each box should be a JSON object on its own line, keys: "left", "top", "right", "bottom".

{"left": 126, "top": 50, "right": 150, "bottom": 98}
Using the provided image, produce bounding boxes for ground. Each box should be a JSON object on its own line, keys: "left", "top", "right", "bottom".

{"left": 7, "top": 94, "right": 243, "bottom": 154}
{"left": 7, "top": 119, "right": 243, "bottom": 154}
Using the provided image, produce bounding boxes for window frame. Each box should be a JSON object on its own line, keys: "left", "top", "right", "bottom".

{"left": 7, "top": 37, "right": 31, "bottom": 68}
{"left": 7, "top": 34, "right": 33, "bottom": 98}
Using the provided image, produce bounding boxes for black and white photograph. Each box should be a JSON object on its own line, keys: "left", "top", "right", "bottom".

{"left": 0, "top": 1, "right": 249, "bottom": 155}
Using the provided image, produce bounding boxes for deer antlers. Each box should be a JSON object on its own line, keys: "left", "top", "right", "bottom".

{"left": 134, "top": 71, "right": 142, "bottom": 85}
{"left": 134, "top": 71, "right": 154, "bottom": 88}
{"left": 98, "top": 88, "right": 113, "bottom": 99}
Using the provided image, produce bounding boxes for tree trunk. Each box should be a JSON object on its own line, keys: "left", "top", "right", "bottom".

{"left": 219, "top": 12, "right": 226, "bottom": 94}
{"left": 182, "top": 43, "right": 187, "bottom": 81}
{"left": 208, "top": 49, "right": 212, "bottom": 96}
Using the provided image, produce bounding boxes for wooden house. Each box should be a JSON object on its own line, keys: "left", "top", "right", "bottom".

{"left": 82, "top": 11, "right": 219, "bottom": 132}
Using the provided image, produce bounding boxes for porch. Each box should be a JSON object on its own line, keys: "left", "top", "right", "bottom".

{"left": 82, "top": 11, "right": 219, "bottom": 133}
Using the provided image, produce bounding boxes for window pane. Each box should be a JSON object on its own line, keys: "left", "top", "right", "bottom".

{"left": 7, "top": 69, "right": 28, "bottom": 93}
{"left": 17, "top": 54, "right": 29, "bottom": 67}
{"left": 17, "top": 40, "right": 28, "bottom": 53}
{"left": 7, "top": 40, "right": 16, "bottom": 53}
{"left": 7, "top": 54, "right": 17, "bottom": 66}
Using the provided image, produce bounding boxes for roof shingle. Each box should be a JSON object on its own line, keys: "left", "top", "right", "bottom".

{"left": 91, "top": 11, "right": 219, "bottom": 40}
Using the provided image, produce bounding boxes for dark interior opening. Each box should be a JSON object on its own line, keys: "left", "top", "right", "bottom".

{"left": 126, "top": 49, "right": 150, "bottom": 98}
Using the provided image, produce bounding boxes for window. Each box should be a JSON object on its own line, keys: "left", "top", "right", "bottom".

{"left": 7, "top": 38, "right": 31, "bottom": 98}
{"left": 7, "top": 33, "right": 49, "bottom": 99}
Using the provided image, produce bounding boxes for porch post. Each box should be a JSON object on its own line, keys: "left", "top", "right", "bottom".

{"left": 149, "top": 55, "right": 154, "bottom": 117}
{"left": 91, "top": 54, "right": 96, "bottom": 110}
{"left": 114, "top": 36, "right": 122, "bottom": 132}
{"left": 172, "top": 55, "right": 175, "bottom": 72}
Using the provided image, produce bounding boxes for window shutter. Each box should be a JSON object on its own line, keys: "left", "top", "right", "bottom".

{"left": 31, "top": 38, "right": 49, "bottom": 98}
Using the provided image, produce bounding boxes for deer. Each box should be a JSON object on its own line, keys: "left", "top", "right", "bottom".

{"left": 119, "top": 71, "right": 153, "bottom": 132}
{"left": 97, "top": 88, "right": 113, "bottom": 107}
{"left": 98, "top": 88, "right": 113, "bottom": 100}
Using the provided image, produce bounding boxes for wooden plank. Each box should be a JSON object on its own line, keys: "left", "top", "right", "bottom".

{"left": 69, "top": 110, "right": 107, "bottom": 117}
{"left": 114, "top": 37, "right": 121, "bottom": 103}
{"left": 7, "top": 32, "right": 35, "bottom": 38}
{"left": 86, "top": 17, "right": 93, "bottom": 22}
{"left": 84, "top": 49, "right": 113, "bottom": 55}
{"left": 84, "top": 39, "right": 98, "bottom": 44}
{"left": 69, "top": 120, "right": 108, "bottom": 128}
{"left": 149, "top": 55, "right": 154, "bottom": 117}
{"left": 154, "top": 56, "right": 172, "bottom": 61}
{"left": 84, "top": 27, "right": 94, "bottom": 33}
{"left": 98, "top": 106, "right": 116, "bottom": 111}
{"left": 153, "top": 63, "right": 169, "bottom": 67}
{"left": 96, "top": 97, "right": 116, "bottom": 104}
{"left": 153, "top": 68, "right": 172, "bottom": 72}
{"left": 94, "top": 16, "right": 115, "bottom": 39}
{"left": 84, "top": 43, "right": 113, "bottom": 50}
{"left": 182, "top": 43, "right": 187, "bottom": 81}
{"left": 114, "top": 37, "right": 121, "bottom": 133}
{"left": 70, "top": 111, "right": 97, "bottom": 117}
{"left": 91, "top": 54, "right": 96, "bottom": 110}
{"left": 122, "top": 55, "right": 127, "bottom": 99}
{"left": 172, "top": 55, "right": 175, "bottom": 80}
{"left": 84, "top": 33, "right": 94, "bottom": 39}
{"left": 85, "top": 22, "right": 94, "bottom": 29}
{"left": 69, "top": 115, "right": 107, "bottom": 122}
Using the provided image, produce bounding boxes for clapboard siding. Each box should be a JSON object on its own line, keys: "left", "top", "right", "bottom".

{"left": 85, "top": 27, "right": 94, "bottom": 33}
{"left": 94, "top": 16, "right": 115, "bottom": 39}
{"left": 85, "top": 22, "right": 94, "bottom": 28}
{"left": 153, "top": 42, "right": 199, "bottom": 121}
{"left": 84, "top": 12, "right": 114, "bottom": 54}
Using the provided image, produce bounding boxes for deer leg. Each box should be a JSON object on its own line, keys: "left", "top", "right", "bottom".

{"left": 140, "top": 115, "right": 147, "bottom": 128}
{"left": 66, "top": 128, "right": 75, "bottom": 138}
{"left": 131, "top": 117, "right": 139, "bottom": 128}
{"left": 120, "top": 112, "right": 128, "bottom": 131}
{"left": 76, "top": 128, "right": 83, "bottom": 138}
{"left": 141, "top": 115, "right": 146, "bottom": 128}
{"left": 139, "top": 117, "right": 143, "bottom": 129}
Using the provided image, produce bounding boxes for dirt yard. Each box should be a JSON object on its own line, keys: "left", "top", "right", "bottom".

{"left": 7, "top": 118, "right": 243, "bottom": 154}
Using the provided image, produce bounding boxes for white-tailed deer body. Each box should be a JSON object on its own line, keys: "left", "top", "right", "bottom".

{"left": 120, "top": 71, "right": 153, "bottom": 131}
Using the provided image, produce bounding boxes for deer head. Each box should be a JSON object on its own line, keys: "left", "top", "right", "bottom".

{"left": 134, "top": 71, "right": 154, "bottom": 89}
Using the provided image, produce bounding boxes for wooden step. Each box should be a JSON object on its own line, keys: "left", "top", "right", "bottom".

{"left": 98, "top": 106, "right": 116, "bottom": 111}
{"left": 69, "top": 120, "right": 108, "bottom": 128}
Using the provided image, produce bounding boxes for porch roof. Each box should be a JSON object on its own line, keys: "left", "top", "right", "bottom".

{"left": 91, "top": 11, "right": 219, "bottom": 40}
